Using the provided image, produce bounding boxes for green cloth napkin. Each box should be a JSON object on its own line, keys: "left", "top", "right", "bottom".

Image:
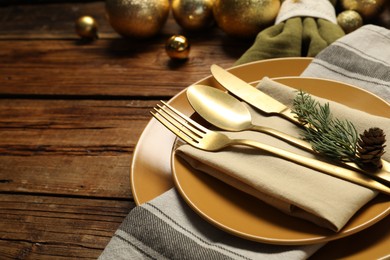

{"left": 235, "top": 17, "right": 345, "bottom": 65}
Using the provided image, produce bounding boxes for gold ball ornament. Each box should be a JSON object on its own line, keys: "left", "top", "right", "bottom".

{"left": 172, "top": 0, "right": 215, "bottom": 30}
{"left": 337, "top": 10, "right": 363, "bottom": 33}
{"left": 340, "top": 0, "right": 385, "bottom": 19}
{"left": 165, "top": 35, "right": 191, "bottom": 59}
{"left": 105, "top": 0, "right": 170, "bottom": 38}
{"left": 75, "top": 16, "right": 98, "bottom": 39}
{"left": 213, "top": 0, "right": 280, "bottom": 38}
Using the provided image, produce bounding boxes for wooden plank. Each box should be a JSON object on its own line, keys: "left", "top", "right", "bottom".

{"left": 0, "top": 194, "right": 134, "bottom": 259}
{"left": 0, "top": 99, "right": 160, "bottom": 198}
{"left": 0, "top": 2, "right": 250, "bottom": 97}
{"left": 0, "top": 37, "right": 244, "bottom": 97}
{"left": 0, "top": 156, "right": 133, "bottom": 198}
{"left": 0, "top": 240, "right": 99, "bottom": 260}
{"left": 0, "top": 99, "right": 153, "bottom": 150}
{"left": 0, "top": 1, "right": 116, "bottom": 39}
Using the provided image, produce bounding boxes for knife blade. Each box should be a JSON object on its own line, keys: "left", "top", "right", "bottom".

{"left": 210, "top": 64, "right": 302, "bottom": 125}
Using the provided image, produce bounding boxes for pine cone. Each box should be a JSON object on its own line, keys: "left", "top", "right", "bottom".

{"left": 357, "top": 127, "right": 386, "bottom": 170}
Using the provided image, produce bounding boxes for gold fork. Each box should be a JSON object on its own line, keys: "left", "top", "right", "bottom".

{"left": 151, "top": 101, "right": 390, "bottom": 195}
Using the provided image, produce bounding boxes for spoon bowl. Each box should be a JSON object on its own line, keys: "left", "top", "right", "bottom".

{"left": 186, "top": 84, "right": 313, "bottom": 150}
{"left": 186, "top": 84, "right": 253, "bottom": 131}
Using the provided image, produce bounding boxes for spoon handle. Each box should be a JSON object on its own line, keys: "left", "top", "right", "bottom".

{"left": 251, "top": 125, "right": 313, "bottom": 151}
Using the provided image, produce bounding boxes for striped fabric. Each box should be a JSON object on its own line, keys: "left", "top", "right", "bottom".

{"left": 99, "top": 25, "right": 390, "bottom": 260}
{"left": 99, "top": 189, "right": 322, "bottom": 260}
{"left": 302, "top": 25, "right": 390, "bottom": 102}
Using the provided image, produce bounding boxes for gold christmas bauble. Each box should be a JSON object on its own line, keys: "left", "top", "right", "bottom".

{"left": 172, "top": 0, "right": 215, "bottom": 30}
{"left": 340, "top": 0, "right": 385, "bottom": 19}
{"left": 75, "top": 16, "right": 98, "bottom": 39}
{"left": 337, "top": 10, "right": 363, "bottom": 33}
{"left": 105, "top": 0, "right": 170, "bottom": 38}
{"left": 165, "top": 35, "right": 190, "bottom": 59}
{"left": 213, "top": 0, "right": 280, "bottom": 38}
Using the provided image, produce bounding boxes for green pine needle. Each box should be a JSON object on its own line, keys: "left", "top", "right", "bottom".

{"left": 292, "top": 91, "right": 358, "bottom": 162}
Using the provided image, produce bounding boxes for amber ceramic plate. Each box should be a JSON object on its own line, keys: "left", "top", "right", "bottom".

{"left": 131, "top": 58, "right": 390, "bottom": 256}
{"left": 172, "top": 76, "right": 390, "bottom": 245}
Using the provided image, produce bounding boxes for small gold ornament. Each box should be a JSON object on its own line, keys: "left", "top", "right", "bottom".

{"left": 75, "top": 16, "right": 98, "bottom": 39}
{"left": 165, "top": 35, "right": 190, "bottom": 59}
{"left": 105, "top": 0, "right": 170, "bottom": 38}
{"left": 172, "top": 0, "right": 215, "bottom": 30}
{"left": 340, "top": 0, "right": 385, "bottom": 19}
{"left": 213, "top": 0, "right": 280, "bottom": 38}
{"left": 337, "top": 10, "right": 363, "bottom": 33}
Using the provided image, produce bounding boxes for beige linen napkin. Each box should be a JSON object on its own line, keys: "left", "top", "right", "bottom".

{"left": 176, "top": 77, "right": 389, "bottom": 232}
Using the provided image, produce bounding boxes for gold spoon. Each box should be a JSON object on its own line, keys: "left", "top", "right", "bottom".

{"left": 186, "top": 84, "right": 313, "bottom": 151}
{"left": 186, "top": 84, "right": 390, "bottom": 186}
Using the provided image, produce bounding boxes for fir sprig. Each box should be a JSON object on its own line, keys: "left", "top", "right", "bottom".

{"left": 292, "top": 91, "right": 359, "bottom": 162}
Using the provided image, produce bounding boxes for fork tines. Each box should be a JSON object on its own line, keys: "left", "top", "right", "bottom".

{"left": 151, "top": 101, "right": 207, "bottom": 144}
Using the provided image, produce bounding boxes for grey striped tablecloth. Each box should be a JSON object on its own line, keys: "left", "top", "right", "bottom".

{"left": 99, "top": 25, "right": 390, "bottom": 260}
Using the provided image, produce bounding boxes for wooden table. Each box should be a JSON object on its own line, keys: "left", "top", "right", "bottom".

{"left": 0, "top": 1, "right": 389, "bottom": 259}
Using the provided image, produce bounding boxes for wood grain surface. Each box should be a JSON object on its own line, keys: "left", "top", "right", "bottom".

{"left": 1, "top": 1, "right": 389, "bottom": 259}
{"left": 0, "top": 1, "right": 242, "bottom": 258}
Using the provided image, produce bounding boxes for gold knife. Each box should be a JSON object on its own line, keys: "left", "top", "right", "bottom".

{"left": 210, "top": 64, "right": 390, "bottom": 188}
{"left": 211, "top": 64, "right": 302, "bottom": 125}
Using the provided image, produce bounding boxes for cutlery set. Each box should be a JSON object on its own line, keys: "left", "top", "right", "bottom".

{"left": 151, "top": 64, "right": 390, "bottom": 195}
